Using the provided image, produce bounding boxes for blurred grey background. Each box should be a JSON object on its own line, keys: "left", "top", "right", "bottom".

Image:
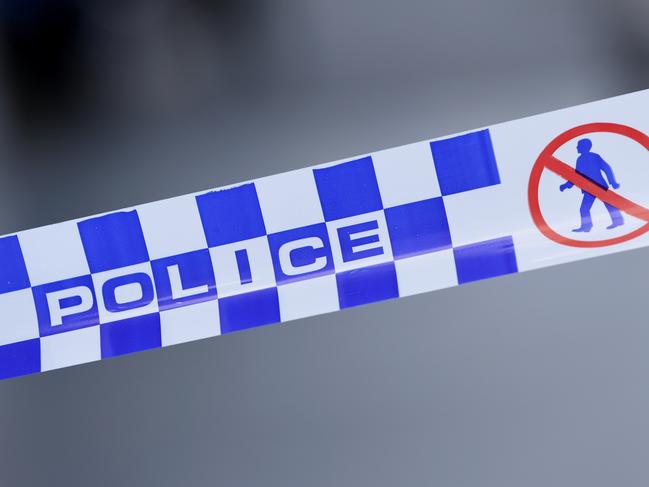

{"left": 1, "top": 1, "right": 649, "bottom": 486}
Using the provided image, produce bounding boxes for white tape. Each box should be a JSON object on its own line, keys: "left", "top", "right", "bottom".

{"left": 2, "top": 89, "right": 649, "bottom": 380}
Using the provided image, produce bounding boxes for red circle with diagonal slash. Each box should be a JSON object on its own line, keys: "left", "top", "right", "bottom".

{"left": 528, "top": 122, "right": 649, "bottom": 248}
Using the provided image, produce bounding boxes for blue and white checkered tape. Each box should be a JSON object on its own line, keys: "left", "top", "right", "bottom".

{"left": 3, "top": 89, "right": 649, "bottom": 380}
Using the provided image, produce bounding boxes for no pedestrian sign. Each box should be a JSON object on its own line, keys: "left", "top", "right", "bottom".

{"left": 529, "top": 122, "right": 649, "bottom": 247}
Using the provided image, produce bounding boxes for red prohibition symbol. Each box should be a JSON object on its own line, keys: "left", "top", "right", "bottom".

{"left": 528, "top": 122, "right": 649, "bottom": 248}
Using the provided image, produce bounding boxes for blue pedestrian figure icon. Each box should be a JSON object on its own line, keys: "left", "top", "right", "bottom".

{"left": 559, "top": 138, "right": 624, "bottom": 232}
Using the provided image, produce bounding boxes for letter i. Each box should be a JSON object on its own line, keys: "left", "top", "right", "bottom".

{"left": 235, "top": 249, "right": 253, "bottom": 285}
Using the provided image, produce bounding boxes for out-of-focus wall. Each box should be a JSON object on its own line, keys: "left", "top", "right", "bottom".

{"left": 1, "top": 0, "right": 647, "bottom": 232}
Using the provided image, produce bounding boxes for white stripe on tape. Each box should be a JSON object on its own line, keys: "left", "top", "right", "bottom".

{"left": 2, "top": 89, "right": 649, "bottom": 380}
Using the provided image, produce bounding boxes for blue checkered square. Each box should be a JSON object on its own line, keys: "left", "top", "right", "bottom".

{"left": 336, "top": 262, "right": 399, "bottom": 308}
{"left": 78, "top": 211, "right": 150, "bottom": 273}
{"left": 100, "top": 313, "right": 162, "bottom": 358}
{"left": 32, "top": 275, "right": 98, "bottom": 336}
{"left": 268, "top": 223, "right": 334, "bottom": 284}
{"left": 385, "top": 198, "right": 451, "bottom": 258}
{"left": 0, "top": 339, "right": 40, "bottom": 380}
{"left": 454, "top": 236, "right": 518, "bottom": 284}
{"left": 430, "top": 129, "right": 500, "bottom": 196}
{"left": 314, "top": 156, "right": 383, "bottom": 221}
{"left": 0, "top": 235, "right": 30, "bottom": 294}
{"left": 196, "top": 183, "right": 266, "bottom": 247}
{"left": 151, "top": 249, "right": 217, "bottom": 311}
{"left": 219, "top": 287, "right": 280, "bottom": 333}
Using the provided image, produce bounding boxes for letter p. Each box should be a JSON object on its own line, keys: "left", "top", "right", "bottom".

{"left": 46, "top": 286, "right": 94, "bottom": 326}
{"left": 32, "top": 276, "right": 99, "bottom": 336}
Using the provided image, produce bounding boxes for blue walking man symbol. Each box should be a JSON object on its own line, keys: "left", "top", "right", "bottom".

{"left": 559, "top": 138, "right": 624, "bottom": 232}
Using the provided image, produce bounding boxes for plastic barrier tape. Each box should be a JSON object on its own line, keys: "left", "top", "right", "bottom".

{"left": 2, "top": 89, "right": 649, "bottom": 380}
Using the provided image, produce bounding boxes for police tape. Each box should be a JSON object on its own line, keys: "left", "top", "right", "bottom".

{"left": 2, "top": 89, "right": 649, "bottom": 381}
